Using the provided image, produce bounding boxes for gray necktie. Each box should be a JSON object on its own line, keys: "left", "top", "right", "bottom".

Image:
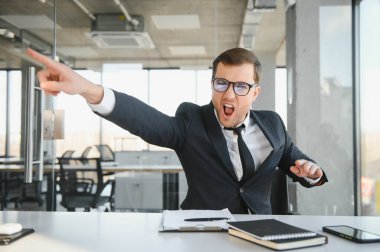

{"left": 225, "top": 124, "right": 255, "bottom": 183}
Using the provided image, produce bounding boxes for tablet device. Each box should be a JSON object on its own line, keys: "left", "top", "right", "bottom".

{"left": 323, "top": 225, "right": 380, "bottom": 243}
{"left": 0, "top": 228, "right": 35, "bottom": 245}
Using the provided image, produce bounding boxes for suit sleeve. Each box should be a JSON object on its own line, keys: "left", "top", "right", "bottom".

{"left": 96, "top": 90, "right": 192, "bottom": 150}
{"left": 275, "top": 113, "right": 328, "bottom": 188}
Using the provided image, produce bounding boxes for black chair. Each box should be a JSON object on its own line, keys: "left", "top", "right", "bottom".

{"left": 57, "top": 157, "right": 114, "bottom": 211}
{"left": 81, "top": 146, "right": 93, "bottom": 158}
{"left": 270, "top": 168, "right": 290, "bottom": 215}
{"left": 0, "top": 155, "right": 44, "bottom": 208}
{"left": 95, "top": 144, "right": 115, "bottom": 162}
{"left": 1, "top": 172, "right": 23, "bottom": 209}
{"left": 60, "top": 150, "right": 75, "bottom": 164}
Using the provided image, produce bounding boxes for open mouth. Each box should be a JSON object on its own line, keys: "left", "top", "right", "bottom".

{"left": 223, "top": 104, "right": 235, "bottom": 116}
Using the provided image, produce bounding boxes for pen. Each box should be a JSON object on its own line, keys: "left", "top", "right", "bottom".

{"left": 184, "top": 217, "right": 229, "bottom": 222}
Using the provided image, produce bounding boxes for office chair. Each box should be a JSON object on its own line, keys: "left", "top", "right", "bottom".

{"left": 81, "top": 146, "right": 93, "bottom": 158}
{"left": 58, "top": 157, "right": 113, "bottom": 211}
{"left": 95, "top": 144, "right": 115, "bottom": 162}
{"left": 1, "top": 172, "right": 23, "bottom": 208}
{"left": 60, "top": 150, "right": 75, "bottom": 162}
{"left": 0, "top": 155, "right": 44, "bottom": 208}
{"left": 270, "top": 168, "right": 290, "bottom": 215}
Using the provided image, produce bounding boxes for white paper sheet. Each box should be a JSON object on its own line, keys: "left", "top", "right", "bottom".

{"left": 159, "top": 209, "right": 235, "bottom": 231}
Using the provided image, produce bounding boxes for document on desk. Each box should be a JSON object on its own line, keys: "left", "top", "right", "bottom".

{"left": 159, "top": 209, "right": 235, "bottom": 232}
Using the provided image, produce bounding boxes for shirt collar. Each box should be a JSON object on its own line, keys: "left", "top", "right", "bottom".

{"left": 214, "top": 109, "right": 252, "bottom": 131}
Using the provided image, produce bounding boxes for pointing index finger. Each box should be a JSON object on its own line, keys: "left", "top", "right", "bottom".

{"left": 26, "top": 48, "right": 60, "bottom": 69}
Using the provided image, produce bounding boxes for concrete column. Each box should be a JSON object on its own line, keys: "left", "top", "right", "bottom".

{"left": 253, "top": 51, "right": 276, "bottom": 111}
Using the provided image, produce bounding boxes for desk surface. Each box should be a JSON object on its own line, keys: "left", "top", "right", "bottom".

{"left": 1, "top": 211, "right": 380, "bottom": 252}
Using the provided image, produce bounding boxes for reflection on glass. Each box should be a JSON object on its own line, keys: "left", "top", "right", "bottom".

{"left": 299, "top": 4, "right": 354, "bottom": 215}
{"left": 359, "top": 0, "right": 380, "bottom": 216}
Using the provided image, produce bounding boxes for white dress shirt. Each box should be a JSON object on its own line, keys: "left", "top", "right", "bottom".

{"left": 90, "top": 87, "right": 320, "bottom": 184}
{"left": 219, "top": 113, "right": 272, "bottom": 181}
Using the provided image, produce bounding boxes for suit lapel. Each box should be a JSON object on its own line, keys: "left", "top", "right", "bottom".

{"left": 201, "top": 103, "right": 238, "bottom": 181}
{"left": 250, "top": 111, "right": 280, "bottom": 173}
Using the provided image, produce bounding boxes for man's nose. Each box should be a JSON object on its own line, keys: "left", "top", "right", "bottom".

{"left": 224, "top": 84, "right": 236, "bottom": 97}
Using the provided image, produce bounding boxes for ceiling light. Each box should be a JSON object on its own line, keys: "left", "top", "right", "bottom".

{"left": 169, "top": 46, "right": 206, "bottom": 56}
{"left": 252, "top": 0, "right": 277, "bottom": 13}
{"left": 0, "top": 15, "right": 60, "bottom": 29}
{"left": 152, "top": 15, "right": 200, "bottom": 30}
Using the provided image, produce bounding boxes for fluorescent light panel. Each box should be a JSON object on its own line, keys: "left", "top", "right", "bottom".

{"left": 0, "top": 15, "right": 61, "bottom": 29}
{"left": 151, "top": 15, "right": 200, "bottom": 29}
{"left": 58, "top": 47, "right": 98, "bottom": 57}
{"left": 169, "top": 46, "right": 206, "bottom": 56}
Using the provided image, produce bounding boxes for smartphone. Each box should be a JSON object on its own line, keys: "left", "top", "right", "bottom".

{"left": 0, "top": 229, "right": 35, "bottom": 245}
{"left": 323, "top": 225, "right": 380, "bottom": 243}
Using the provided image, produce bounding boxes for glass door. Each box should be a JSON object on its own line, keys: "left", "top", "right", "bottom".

{"left": 0, "top": 0, "right": 56, "bottom": 210}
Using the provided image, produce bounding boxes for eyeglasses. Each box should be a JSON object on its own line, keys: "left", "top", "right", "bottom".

{"left": 212, "top": 77, "right": 259, "bottom": 96}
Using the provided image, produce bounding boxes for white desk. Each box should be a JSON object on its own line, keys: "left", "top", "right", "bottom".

{"left": 1, "top": 211, "right": 380, "bottom": 252}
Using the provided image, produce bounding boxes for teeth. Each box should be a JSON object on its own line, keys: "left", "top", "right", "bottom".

{"left": 224, "top": 104, "right": 234, "bottom": 108}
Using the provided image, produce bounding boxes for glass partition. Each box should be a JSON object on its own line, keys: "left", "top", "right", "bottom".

{"left": 0, "top": 71, "right": 6, "bottom": 156}
{"left": 0, "top": 0, "right": 56, "bottom": 210}
{"left": 359, "top": 0, "right": 380, "bottom": 216}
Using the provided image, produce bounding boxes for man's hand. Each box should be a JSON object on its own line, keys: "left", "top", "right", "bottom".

{"left": 290, "top": 159, "right": 323, "bottom": 180}
{"left": 26, "top": 48, "right": 104, "bottom": 104}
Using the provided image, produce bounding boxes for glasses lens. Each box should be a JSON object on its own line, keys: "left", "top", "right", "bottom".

{"left": 234, "top": 82, "right": 250, "bottom": 95}
{"left": 213, "top": 78, "right": 229, "bottom": 92}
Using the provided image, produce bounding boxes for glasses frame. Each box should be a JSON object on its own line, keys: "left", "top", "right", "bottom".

{"left": 212, "top": 77, "right": 259, "bottom": 96}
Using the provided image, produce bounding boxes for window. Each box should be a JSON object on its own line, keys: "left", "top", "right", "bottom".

{"left": 8, "top": 71, "right": 21, "bottom": 157}
{"left": 359, "top": 0, "right": 380, "bottom": 216}
{"left": 55, "top": 70, "right": 102, "bottom": 157}
{"left": 101, "top": 67, "right": 149, "bottom": 151}
{"left": 99, "top": 68, "right": 212, "bottom": 151}
{"left": 196, "top": 70, "right": 212, "bottom": 105}
{"left": 275, "top": 68, "right": 287, "bottom": 126}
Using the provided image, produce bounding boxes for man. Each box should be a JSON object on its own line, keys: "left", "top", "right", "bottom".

{"left": 27, "top": 47, "right": 327, "bottom": 214}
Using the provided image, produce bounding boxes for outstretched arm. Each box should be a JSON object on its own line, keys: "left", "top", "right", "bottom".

{"left": 26, "top": 48, "right": 104, "bottom": 104}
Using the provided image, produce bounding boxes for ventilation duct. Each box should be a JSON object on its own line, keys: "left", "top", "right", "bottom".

{"left": 86, "top": 14, "right": 155, "bottom": 49}
{"left": 252, "top": 0, "right": 277, "bottom": 12}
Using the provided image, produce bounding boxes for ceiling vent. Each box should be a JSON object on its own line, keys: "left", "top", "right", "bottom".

{"left": 86, "top": 14, "right": 155, "bottom": 49}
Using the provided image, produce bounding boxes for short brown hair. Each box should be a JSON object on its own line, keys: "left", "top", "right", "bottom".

{"left": 212, "top": 48, "right": 262, "bottom": 84}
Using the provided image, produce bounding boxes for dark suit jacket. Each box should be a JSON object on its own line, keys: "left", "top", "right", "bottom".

{"left": 101, "top": 90, "right": 328, "bottom": 214}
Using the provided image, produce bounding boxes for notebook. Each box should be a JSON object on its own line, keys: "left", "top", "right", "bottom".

{"left": 227, "top": 219, "right": 327, "bottom": 250}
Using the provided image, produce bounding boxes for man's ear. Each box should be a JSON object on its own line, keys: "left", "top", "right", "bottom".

{"left": 252, "top": 86, "right": 261, "bottom": 102}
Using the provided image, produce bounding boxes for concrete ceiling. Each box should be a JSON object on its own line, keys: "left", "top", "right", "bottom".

{"left": 0, "top": 0, "right": 286, "bottom": 70}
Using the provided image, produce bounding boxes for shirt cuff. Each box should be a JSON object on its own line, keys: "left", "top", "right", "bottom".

{"left": 304, "top": 175, "right": 322, "bottom": 185}
{"left": 88, "top": 87, "right": 116, "bottom": 116}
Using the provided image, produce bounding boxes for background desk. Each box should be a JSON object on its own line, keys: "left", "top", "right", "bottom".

{"left": 1, "top": 212, "right": 380, "bottom": 252}
{"left": 47, "top": 164, "right": 183, "bottom": 211}
{"left": 0, "top": 164, "right": 183, "bottom": 211}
